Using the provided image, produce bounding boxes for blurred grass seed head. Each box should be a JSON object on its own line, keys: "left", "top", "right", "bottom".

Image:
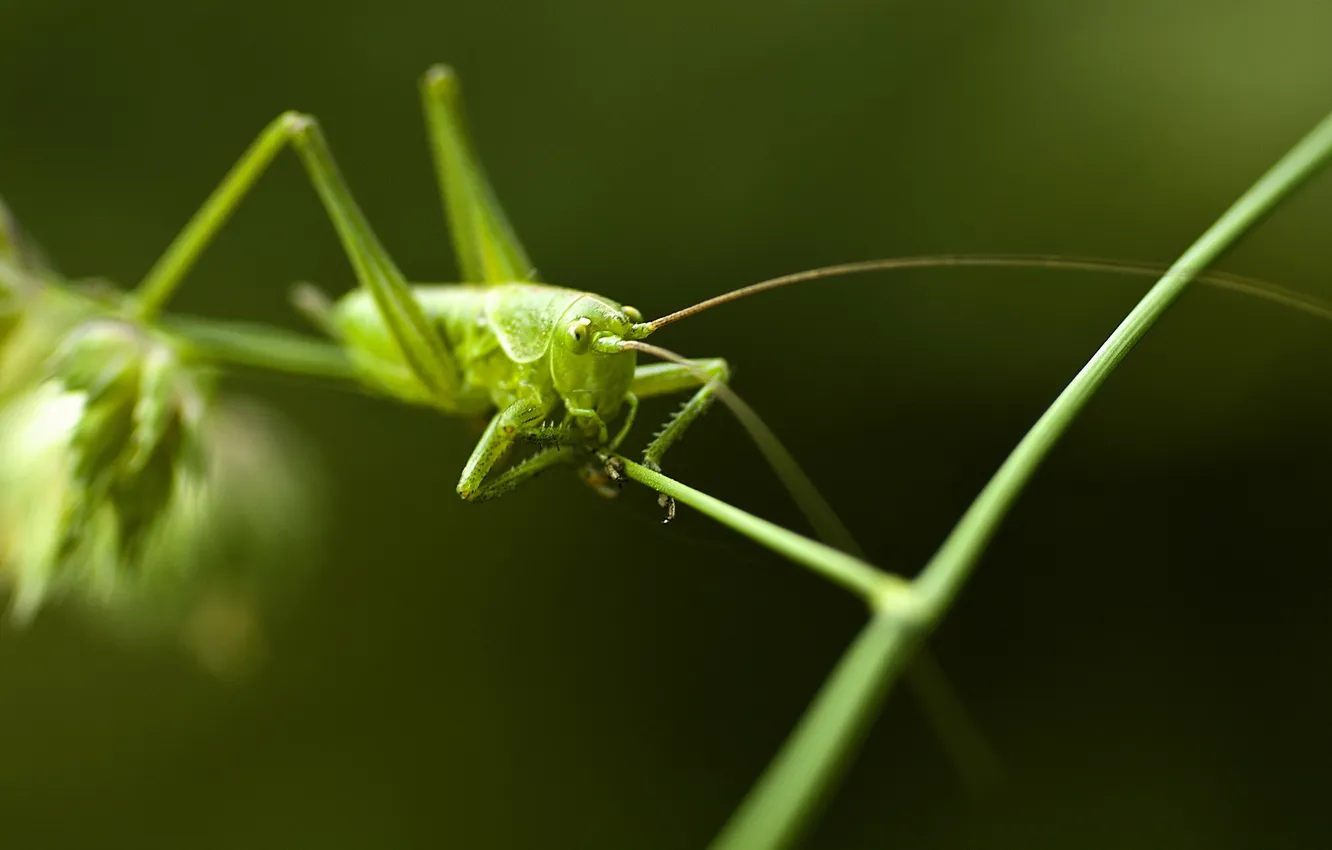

{"left": 0, "top": 195, "right": 322, "bottom": 673}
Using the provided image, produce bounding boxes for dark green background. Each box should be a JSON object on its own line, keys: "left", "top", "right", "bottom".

{"left": 3, "top": 1, "right": 1332, "bottom": 847}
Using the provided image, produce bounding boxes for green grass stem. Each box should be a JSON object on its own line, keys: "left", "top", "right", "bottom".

{"left": 685, "top": 107, "right": 1332, "bottom": 850}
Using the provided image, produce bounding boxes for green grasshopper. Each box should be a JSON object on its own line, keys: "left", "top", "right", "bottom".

{"left": 15, "top": 60, "right": 1332, "bottom": 778}
{"left": 128, "top": 65, "right": 1332, "bottom": 521}
{"left": 131, "top": 65, "right": 727, "bottom": 514}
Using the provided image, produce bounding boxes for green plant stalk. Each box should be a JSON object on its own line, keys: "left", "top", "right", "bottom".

{"left": 684, "top": 107, "right": 1332, "bottom": 850}
{"left": 98, "top": 96, "right": 1332, "bottom": 849}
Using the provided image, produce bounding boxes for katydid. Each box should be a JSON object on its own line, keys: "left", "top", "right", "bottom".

{"left": 127, "top": 65, "right": 1332, "bottom": 523}
{"left": 130, "top": 66, "right": 728, "bottom": 511}
{"left": 87, "top": 62, "right": 1332, "bottom": 784}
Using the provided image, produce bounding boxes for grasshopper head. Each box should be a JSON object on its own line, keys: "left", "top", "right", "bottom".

{"left": 550, "top": 295, "right": 645, "bottom": 427}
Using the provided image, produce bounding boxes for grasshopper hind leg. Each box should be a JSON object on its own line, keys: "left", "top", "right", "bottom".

{"left": 128, "top": 111, "right": 462, "bottom": 408}
{"left": 420, "top": 65, "right": 536, "bottom": 284}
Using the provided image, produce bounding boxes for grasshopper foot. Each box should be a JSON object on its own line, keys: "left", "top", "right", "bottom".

{"left": 642, "top": 459, "right": 677, "bottom": 523}
{"left": 658, "top": 491, "right": 677, "bottom": 524}
{"left": 602, "top": 455, "right": 626, "bottom": 487}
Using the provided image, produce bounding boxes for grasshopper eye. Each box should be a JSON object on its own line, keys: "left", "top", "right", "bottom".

{"left": 566, "top": 318, "right": 593, "bottom": 353}
{"left": 622, "top": 305, "right": 643, "bottom": 323}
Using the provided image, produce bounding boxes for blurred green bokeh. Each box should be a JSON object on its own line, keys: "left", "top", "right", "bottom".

{"left": 2, "top": 1, "right": 1332, "bottom": 847}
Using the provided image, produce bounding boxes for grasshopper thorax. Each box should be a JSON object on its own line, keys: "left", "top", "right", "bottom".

{"left": 550, "top": 294, "right": 638, "bottom": 427}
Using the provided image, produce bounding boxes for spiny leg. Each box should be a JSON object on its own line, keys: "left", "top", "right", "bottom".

{"left": 635, "top": 358, "right": 730, "bottom": 466}
{"left": 630, "top": 358, "right": 730, "bottom": 521}
{"left": 129, "top": 112, "right": 461, "bottom": 406}
{"left": 463, "top": 393, "right": 641, "bottom": 501}
{"left": 463, "top": 445, "right": 581, "bottom": 503}
{"left": 457, "top": 398, "right": 554, "bottom": 500}
{"left": 420, "top": 65, "right": 536, "bottom": 283}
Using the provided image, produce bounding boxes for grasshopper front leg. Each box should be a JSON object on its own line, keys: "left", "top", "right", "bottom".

{"left": 461, "top": 445, "right": 582, "bottom": 503}
{"left": 630, "top": 358, "right": 731, "bottom": 520}
{"left": 462, "top": 393, "right": 642, "bottom": 502}
{"left": 457, "top": 398, "right": 558, "bottom": 501}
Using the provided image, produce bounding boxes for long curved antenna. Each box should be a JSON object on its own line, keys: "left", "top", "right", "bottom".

{"left": 639, "top": 253, "right": 1332, "bottom": 332}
